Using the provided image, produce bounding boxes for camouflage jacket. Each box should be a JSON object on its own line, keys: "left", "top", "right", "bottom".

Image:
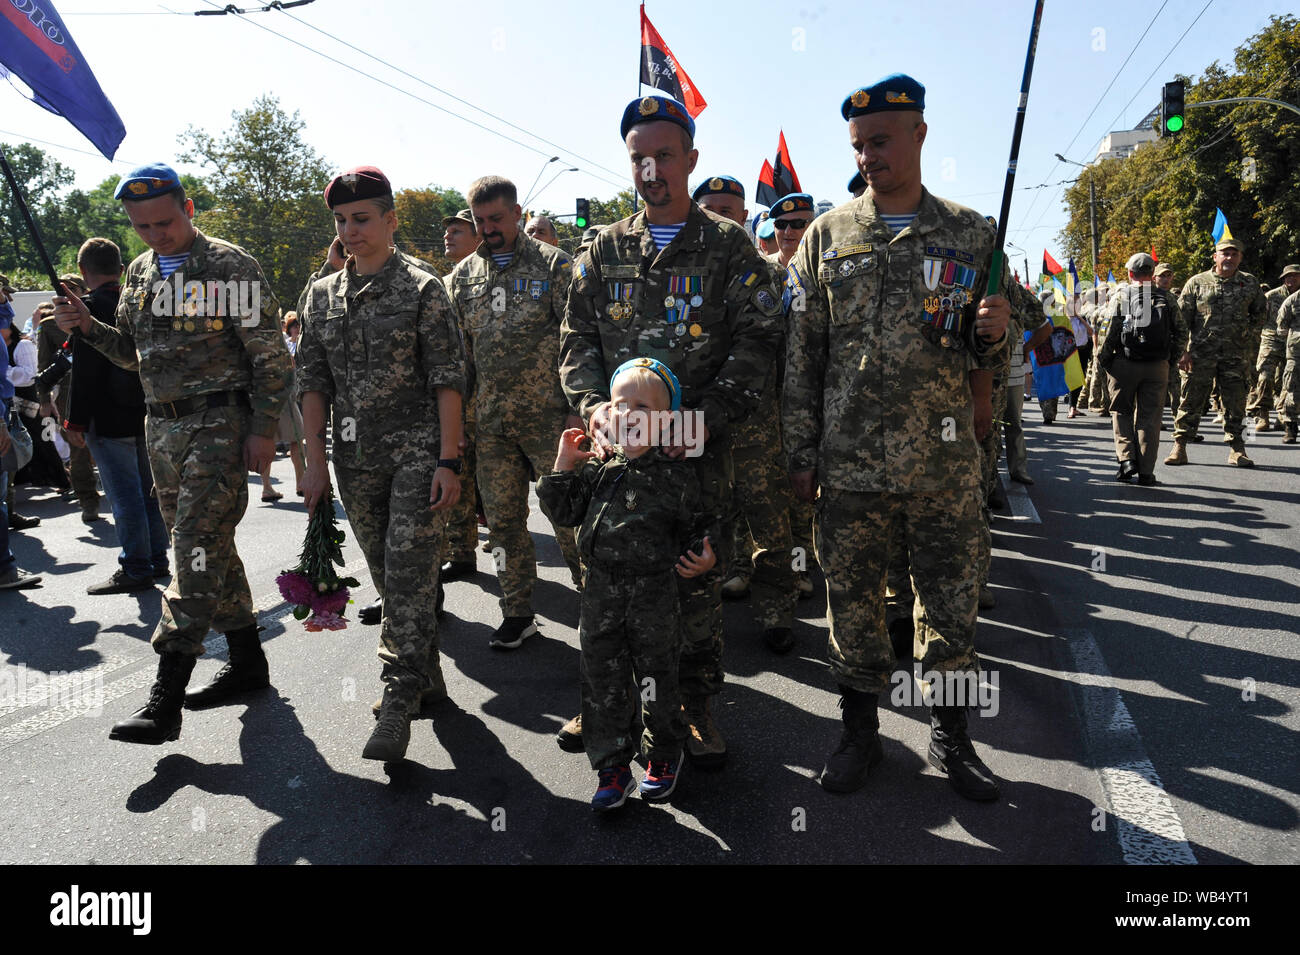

{"left": 1097, "top": 282, "right": 1187, "bottom": 366}
{"left": 1277, "top": 288, "right": 1300, "bottom": 360}
{"left": 729, "top": 251, "right": 787, "bottom": 450}
{"left": 537, "top": 447, "right": 717, "bottom": 576}
{"left": 1261, "top": 285, "right": 1290, "bottom": 358}
{"left": 1176, "top": 269, "right": 1267, "bottom": 361}
{"left": 782, "top": 188, "right": 1008, "bottom": 493}
{"left": 448, "top": 232, "right": 571, "bottom": 435}
{"left": 82, "top": 230, "right": 291, "bottom": 440}
{"left": 296, "top": 251, "right": 466, "bottom": 470}
{"left": 561, "top": 203, "right": 784, "bottom": 443}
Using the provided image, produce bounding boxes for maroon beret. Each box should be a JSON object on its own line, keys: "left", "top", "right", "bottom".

{"left": 324, "top": 166, "right": 392, "bottom": 208}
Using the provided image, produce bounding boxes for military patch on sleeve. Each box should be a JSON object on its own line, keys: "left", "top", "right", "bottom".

{"left": 924, "top": 245, "right": 975, "bottom": 263}
{"left": 753, "top": 286, "right": 781, "bottom": 316}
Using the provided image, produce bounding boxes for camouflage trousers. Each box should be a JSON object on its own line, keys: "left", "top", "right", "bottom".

{"left": 335, "top": 460, "right": 447, "bottom": 709}
{"left": 476, "top": 424, "right": 579, "bottom": 617}
{"left": 980, "top": 371, "right": 1009, "bottom": 502}
{"left": 442, "top": 400, "right": 479, "bottom": 564}
{"left": 580, "top": 565, "right": 686, "bottom": 770}
{"left": 1168, "top": 370, "right": 1182, "bottom": 419}
{"left": 1174, "top": 356, "right": 1250, "bottom": 442}
{"left": 729, "top": 434, "right": 796, "bottom": 630}
{"left": 146, "top": 405, "right": 256, "bottom": 655}
{"left": 1086, "top": 351, "right": 1111, "bottom": 413}
{"left": 1280, "top": 336, "right": 1300, "bottom": 425}
{"left": 1246, "top": 354, "right": 1284, "bottom": 419}
{"left": 679, "top": 439, "right": 733, "bottom": 698}
{"left": 818, "top": 485, "right": 984, "bottom": 694}
{"left": 55, "top": 390, "right": 99, "bottom": 506}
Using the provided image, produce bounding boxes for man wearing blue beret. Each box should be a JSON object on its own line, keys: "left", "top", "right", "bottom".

{"left": 561, "top": 95, "right": 784, "bottom": 768}
{"left": 782, "top": 74, "right": 1010, "bottom": 800}
{"left": 55, "top": 162, "right": 292, "bottom": 744}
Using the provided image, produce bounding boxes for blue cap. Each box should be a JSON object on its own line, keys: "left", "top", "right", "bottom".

{"left": 0, "top": 300, "right": 13, "bottom": 330}
{"left": 693, "top": 175, "right": 744, "bottom": 202}
{"left": 610, "top": 357, "right": 682, "bottom": 411}
{"left": 848, "top": 171, "right": 865, "bottom": 194}
{"left": 756, "top": 218, "right": 775, "bottom": 241}
{"left": 771, "top": 193, "right": 814, "bottom": 217}
{"left": 621, "top": 94, "right": 695, "bottom": 141}
{"left": 114, "top": 163, "right": 182, "bottom": 200}
{"left": 841, "top": 74, "right": 926, "bottom": 120}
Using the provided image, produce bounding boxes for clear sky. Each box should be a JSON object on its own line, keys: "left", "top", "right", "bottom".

{"left": 1, "top": 0, "right": 1292, "bottom": 268}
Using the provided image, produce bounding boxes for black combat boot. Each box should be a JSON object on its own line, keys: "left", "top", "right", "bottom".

{"left": 110, "top": 652, "right": 197, "bottom": 744}
{"left": 819, "top": 688, "right": 883, "bottom": 793}
{"left": 184, "top": 625, "right": 270, "bottom": 709}
{"left": 928, "top": 704, "right": 1001, "bottom": 801}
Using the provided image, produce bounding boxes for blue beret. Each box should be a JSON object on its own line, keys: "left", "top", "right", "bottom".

{"left": 771, "top": 193, "right": 814, "bottom": 217}
{"left": 611, "top": 356, "right": 682, "bottom": 411}
{"left": 692, "top": 175, "right": 744, "bottom": 201}
{"left": 756, "top": 218, "right": 775, "bottom": 240}
{"left": 841, "top": 73, "right": 926, "bottom": 120}
{"left": 621, "top": 94, "right": 695, "bottom": 141}
{"left": 847, "top": 171, "right": 865, "bottom": 194}
{"left": 114, "top": 163, "right": 182, "bottom": 200}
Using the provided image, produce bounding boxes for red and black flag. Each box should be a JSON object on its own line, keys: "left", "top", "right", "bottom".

{"left": 1042, "top": 250, "right": 1063, "bottom": 277}
{"left": 772, "top": 130, "right": 802, "bottom": 197}
{"left": 756, "top": 158, "right": 779, "bottom": 208}
{"left": 639, "top": 4, "right": 707, "bottom": 118}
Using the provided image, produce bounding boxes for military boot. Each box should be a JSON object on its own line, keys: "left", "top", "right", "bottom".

{"left": 1254, "top": 416, "right": 1271, "bottom": 433}
{"left": 556, "top": 713, "right": 584, "bottom": 752}
{"left": 1283, "top": 423, "right": 1297, "bottom": 444}
{"left": 372, "top": 665, "right": 447, "bottom": 719}
{"left": 184, "top": 625, "right": 269, "bottom": 709}
{"left": 683, "top": 695, "right": 727, "bottom": 769}
{"left": 363, "top": 690, "right": 412, "bottom": 762}
{"left": 928, "top": 704, "right": 1000, "bottom": 801}
{"left": 1228, "top": 440, "right": 1254, "bottom": 468}
{"left": 1163, "top": 439, "right": 1187, "bottom": 466}
{"left": 819, "top": 688, "right": 883, "bottom": 793}
{"left": 110, "top": 652, "right": 196, "bottom": 744}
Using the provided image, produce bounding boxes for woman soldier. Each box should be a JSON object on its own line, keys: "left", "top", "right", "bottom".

{"left": 297, "top": 166, "right": 466, "bottom": 762}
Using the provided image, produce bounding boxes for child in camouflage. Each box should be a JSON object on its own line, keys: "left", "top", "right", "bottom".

{"left": 537, "top": 357, "right": 716, "bottom": 812}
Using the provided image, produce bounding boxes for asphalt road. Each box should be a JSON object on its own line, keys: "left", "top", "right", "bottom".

{"left": 1, "top": 405, "right": 1296, "bottom": 865}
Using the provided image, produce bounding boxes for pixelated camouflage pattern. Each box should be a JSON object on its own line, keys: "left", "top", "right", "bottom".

{"left": 335, "top": 462, "right": 448, "bottom": 709}
{"left": 729, "top": 441, "right": 796, "bottom": 629}
{"left": 782, "top": 188, "right": 1007, "bottom": 493}
{"left": 818, "top": 487, "right": 982, "bottom": 695}
{"left": 147, "top": 405, "right": 255, "bottom": 654}
{"left": 295, "top": 251, "right": 466, "bottom": 470}
{"left": 441, "top": 270, "right": 479, "bottom": 563}
{"left": 1276, "top": 289, "right": 1300, "bottom": 425}
{"left": 84, "top": 231, "right": 292, "bottom": 440}
{"left": 449, "top": 232, "right": 574, "bottom": 435}
{"left": 560, "top": 203, "right": 784, "bottom": 442}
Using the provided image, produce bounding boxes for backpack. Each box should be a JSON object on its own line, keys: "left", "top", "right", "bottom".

{"left": 1120, "top": 284, "right": 1171, "bottom": 361}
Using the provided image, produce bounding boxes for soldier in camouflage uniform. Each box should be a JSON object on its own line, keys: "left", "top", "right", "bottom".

{"left": 1154, "top": 264, "right": 1180, "bottom": 424}
{"left": 1083, "top": 286, "right": 1113, "bottom": 414}
{"left": 1276, "top": 287, "right": 1300, "bottom": 443}
{"left": 697, "top": 177, "right": 798, "bottom": 654}
{"left": 539, "top": 359, "right": 718, "bottom": 810}
{"left": 1004, "top": 274, "right": 1043, "bottom": 483}
{"left": 1165, "top": 237, "right": 1268, "bottom": 468}
{"left": 561, "top": 94, "right": 784, "bottom": 769}
{"left": 54, "top": 163, "right": 292, "bottom": 744}
{"left": 448, "top": 176, "right": 580, "bottom": 650}
{"left": 297, "top": 166, "right": 466, "bottom": 762}
{"left": 783, "top": 75, "right": 1009, "bottom": 801}
{"left": 1248, "top": 264, "right": 1299, "bottom": 432}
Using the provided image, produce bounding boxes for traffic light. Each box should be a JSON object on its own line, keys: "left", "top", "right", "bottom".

{"left": 575, "top": 198, "right": 590, "bottom": 229}
{"left": 1160, "top": 81, "right": 1185, "bottom": 137}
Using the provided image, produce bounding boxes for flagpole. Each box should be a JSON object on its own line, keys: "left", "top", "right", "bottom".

{"left": 0, "top": 144, "right": 63, "bottom": 291}
{"left": 987, "top": 0, "right": 1046, "bottom": 298}
{"left": 632, "top": 3, "right": 645, "bottom": 213}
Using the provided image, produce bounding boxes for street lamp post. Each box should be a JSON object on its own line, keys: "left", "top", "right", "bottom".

{"left": 1056, "top": 152, "right": 1099, "bottom": 285}
{"left": 522, "top": 156, "right": 560, "bottom": 208}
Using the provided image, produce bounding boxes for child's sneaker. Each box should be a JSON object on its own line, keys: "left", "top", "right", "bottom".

{"left": 591, "top": 765, "right": 634, "bottom": 812}
{"left": 639, "top": 751, "right": 684, "bottom": 801}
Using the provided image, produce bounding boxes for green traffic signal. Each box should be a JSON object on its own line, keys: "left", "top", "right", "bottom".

{"left": 1165, "top": 114, "right": 1184, "bottom": 133}
{"left": 575, "top": 198, "right": 590, "bottom": 230}
{"left": 575, "top": 216, "right": 587, "bottom": 228}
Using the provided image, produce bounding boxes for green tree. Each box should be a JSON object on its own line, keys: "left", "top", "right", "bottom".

{"left": 394, "top": 185, "right": 467, "bottom": 274}
{"left": 179, "top": 95, "right": 334, "bottom": 309}
{"left": 1059, "top": 15, "right": 1300, "bottom": 286}
{"left": 0, "top": 143, "right": 76, "bottom": 276}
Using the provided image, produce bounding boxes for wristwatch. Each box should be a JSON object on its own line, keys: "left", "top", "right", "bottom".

{"left": 437, "top": 458, "right": 463, "bottom": 474}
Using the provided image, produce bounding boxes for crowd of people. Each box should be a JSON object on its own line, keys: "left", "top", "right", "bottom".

{"left": 3, "top": 71, "right": 1295, "bottom": 816}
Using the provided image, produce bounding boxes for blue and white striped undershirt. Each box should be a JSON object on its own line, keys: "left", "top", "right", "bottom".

{"left": 491, "top": 252, "right": 513, "bottom": 268}
{"left": 158, "top": 253, "right": 189, "bottom": 277}
{"left": 880, "top": 213, "right": 917, "bottom": 236}
{"left": 647, "top": 223, "right": 685, "bottom": 250}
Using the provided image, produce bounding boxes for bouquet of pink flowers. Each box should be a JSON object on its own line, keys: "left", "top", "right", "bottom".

{"left": 277, "top": 489, "right": 360, "bottom": 631}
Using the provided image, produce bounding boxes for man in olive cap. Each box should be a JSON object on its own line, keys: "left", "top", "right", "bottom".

{"left": 1249, "top": 263, "right": 1300, "bottom": 432}
{"left": 1165, "top": 237, "right": 1268, "bottom": 467}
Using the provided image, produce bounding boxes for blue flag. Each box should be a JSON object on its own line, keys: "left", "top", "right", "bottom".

{"left": 1211, "top": 208, "right": 1233, "bottom": 244}
{"left": 0, "top": 1, "right": 124, "bottom": 159}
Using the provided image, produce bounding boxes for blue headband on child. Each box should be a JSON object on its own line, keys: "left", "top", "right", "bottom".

{"left": 610, "top": 357, "right": 681, "bottom": 411}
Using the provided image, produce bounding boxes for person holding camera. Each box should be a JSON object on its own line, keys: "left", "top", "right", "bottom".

{"left": 63, "top": 238, "right": 170, "bottom": 593}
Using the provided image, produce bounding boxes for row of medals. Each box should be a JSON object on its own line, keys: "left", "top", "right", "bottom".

{"left": 606, "top": 292, "right": 706, "bottom": 345}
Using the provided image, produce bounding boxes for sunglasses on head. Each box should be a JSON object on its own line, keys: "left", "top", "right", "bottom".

{"left": 774, "top": 218, "right": 808, "bottom": 231}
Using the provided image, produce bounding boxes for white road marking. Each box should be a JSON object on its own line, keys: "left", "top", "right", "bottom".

{"left": 1004, "top": 480, "right": 1041, "bottom": 523}
{"left": 1063, "top": 628, "right": 1197, "bottom": 865}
